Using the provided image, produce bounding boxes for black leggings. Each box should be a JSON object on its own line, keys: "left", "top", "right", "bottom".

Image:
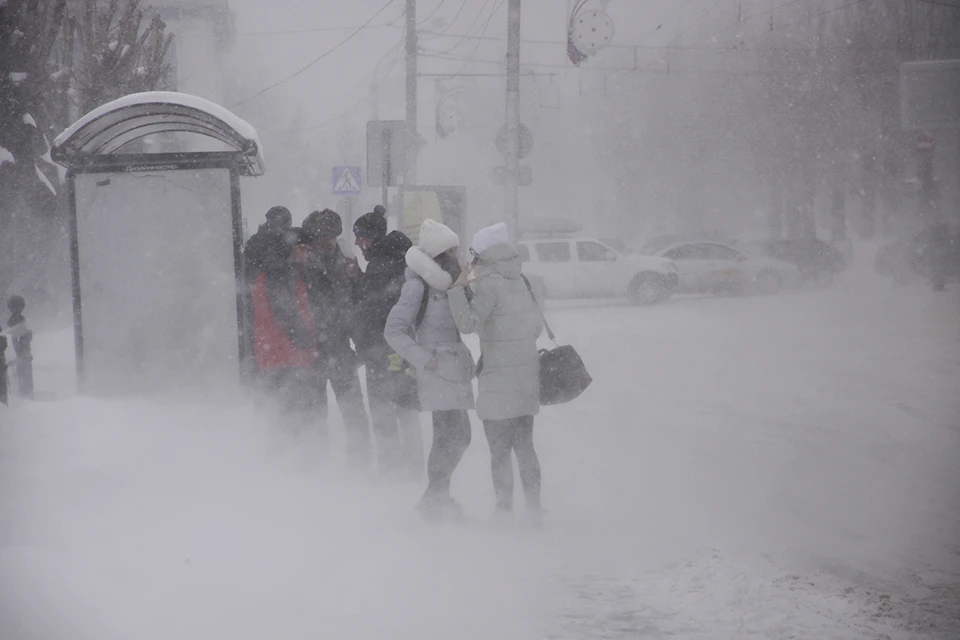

{"left": 483, "top": 415, "right": 541, "bottom": 511}
{"left": 425, "top": 410, "right": 472, "bottom": 498}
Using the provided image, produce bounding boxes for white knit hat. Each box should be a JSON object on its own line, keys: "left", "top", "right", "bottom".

{"left": 471, "top": 222, "right": 510, "bottom": 256}
{"left": 418, "top": 218, "right": 460, "bottom": 258}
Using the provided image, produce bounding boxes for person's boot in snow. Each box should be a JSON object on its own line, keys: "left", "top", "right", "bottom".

{"left": 523, "top": 506, "right": 547, "bottom": 529}
{"left": 488, "top": 506, "right": 514, "bottom": 528}
{"left": 417, "top": 492, "right": 465, "bottom": 524}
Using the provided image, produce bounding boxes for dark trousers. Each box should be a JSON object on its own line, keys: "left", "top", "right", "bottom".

{"left": 425, "top": 410, "right": 472, "bottom": 499}
{"left": 483, "top": 415, "right": 541, "bottom": 511}
{"left": 261, "top": 363, "right": 371, "bottom": 468}
{"left": 261, "top": 367, "right": 325, "bottom": 431}
{"left": 318, "top": 361, "right": 372, "bottom": 468}
{"left": 365, "top": 359, "right": 424, "bottom": 475}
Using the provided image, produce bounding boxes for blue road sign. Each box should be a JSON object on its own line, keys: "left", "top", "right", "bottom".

{"left": 332, "top": 166, "right": 362, "bottom": 196}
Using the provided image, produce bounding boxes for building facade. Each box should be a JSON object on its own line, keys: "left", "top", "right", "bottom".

{"left": 148, "top": 0, "right": 235, "bottom": 104}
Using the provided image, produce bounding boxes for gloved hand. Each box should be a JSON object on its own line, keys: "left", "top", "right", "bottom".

{"left": 388, "top": 353, "right": 417, "bottom": 377}
{"left": 387, "top": 353, "right": 405, "bottom": 372}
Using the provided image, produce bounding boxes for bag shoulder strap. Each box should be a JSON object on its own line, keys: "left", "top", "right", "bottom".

{"left": 521, "top": 275, "right": 556, "bottom": 343}
{"left": 414, "top": 277, "right": 431, "bottom": 329}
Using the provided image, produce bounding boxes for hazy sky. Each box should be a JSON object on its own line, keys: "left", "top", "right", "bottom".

{"left": 224, "top": 0, "right": 682, "bottom": 132}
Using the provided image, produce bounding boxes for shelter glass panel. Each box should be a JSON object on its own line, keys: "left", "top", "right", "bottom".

{"left": 74, "top": 168, "right": 239, "bottom": 396}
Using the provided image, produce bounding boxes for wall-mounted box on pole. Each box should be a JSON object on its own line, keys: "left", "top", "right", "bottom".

{"left": 366, "top": 120, "right": 406, "bottom": 188}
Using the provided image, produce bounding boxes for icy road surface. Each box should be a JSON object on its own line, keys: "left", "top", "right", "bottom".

{"left": 2, "top": 249, "right": 959, "bottom": 639}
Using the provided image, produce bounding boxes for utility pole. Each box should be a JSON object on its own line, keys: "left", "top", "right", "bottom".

{"left": 371, "top": 77, "right": 389, "bottom": 209}
{"left": 405, "top": 0, "right": 419, "bottom": 187}
{"left": 504, "top": 0, "right": 521, "bottom": 240}
{"left": 400, "top": 0, "right": 419, "bottom": 232}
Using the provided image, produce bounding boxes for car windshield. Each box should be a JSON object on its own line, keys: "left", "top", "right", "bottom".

{"left": 639, "top": 236, "right": 678, "bottom": 255}
{"left": 641, "top": 232, "right": 731, "bottom": 255}
{"left": 598, "top": 238, "right": 631, "bottom": 256}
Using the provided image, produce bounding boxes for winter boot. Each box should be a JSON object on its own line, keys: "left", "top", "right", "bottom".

{"left": 417, "top": 494, "right": 465, "bottom": 524}
{"left": 488, "top": 506, "right": 514, "bottom": 529}
{"left": 523, "top": 506, "right": 547, "bottom": 530}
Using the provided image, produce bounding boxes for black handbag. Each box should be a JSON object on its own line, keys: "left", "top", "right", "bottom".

{"left": 521, "top": 276, "right": 592, "bottom": 405}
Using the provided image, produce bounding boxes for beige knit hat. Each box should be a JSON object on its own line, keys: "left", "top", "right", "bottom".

{"left": 418, "top": 218, "right": 460, "bottom": 258}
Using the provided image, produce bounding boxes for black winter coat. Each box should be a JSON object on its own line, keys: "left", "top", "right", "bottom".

{"left": 353, "top": 231, "right": 413, "bottom": 362}
{"left": 300, "top": 245, "right": 361, "bottom": 360}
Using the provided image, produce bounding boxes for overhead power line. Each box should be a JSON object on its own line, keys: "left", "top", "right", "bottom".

{"left": 431, "top": 0, "right": 495, "bottom": 55}
{"left": 642, "top": 0, "right": 698, "bottom": 40}
{"left": 260, "top": 42, "right": 405, "bottom": 134}
{"left": 913, "top": 0, "right": 959, "bottom": 8}
{"left": 232, "top": 24, "right": 397, "bottom": 37}
{"left": 419, "top": 28, "right": 642, "bottom": 49}
{"left": 723, "top": 0, "right": 877, "bottom": 52}
{"left": 419, "top": 47, "right": 759, "bottom": 75}
{"left": 456, "top": 0, "right": 506, "bottom": 72}
{"left": 418, "top": 0, "right": 448, "bottom": 26}
{"left": 635, "top": 0, "right": 730, "bottom": 67}
{"left": 696, "top": 0, "right": 802, "bottom": 45}
{"left": 418, "top": 0, "right": 471, "bottom": 41}
{"left": 231, "top": 0, "right": 398, "bottom": 109}
{"left": 230, "top": 0, "right": 471, "bottom": 39}
{"left": 667, "top": 0, "right": 731, "bottom": 46}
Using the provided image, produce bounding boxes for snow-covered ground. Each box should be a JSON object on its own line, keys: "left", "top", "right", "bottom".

{"left": 2, "top": 245, "right": 959, "bottom": 639}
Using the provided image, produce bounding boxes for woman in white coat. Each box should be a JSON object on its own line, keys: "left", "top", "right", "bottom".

{"left": 384, "top": 219, "right": 475, "bottom": 522}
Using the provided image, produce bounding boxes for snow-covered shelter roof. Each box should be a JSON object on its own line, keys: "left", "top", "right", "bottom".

{"left": 51, "top": 92, "right": 265, "bottom": 176}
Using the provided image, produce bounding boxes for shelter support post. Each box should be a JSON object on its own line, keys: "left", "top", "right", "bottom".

{"left": 67, "top": 173, "right": 85, "bottom": 392}
{"left": 231, "top": 167, "right": 251, "bottom": 384}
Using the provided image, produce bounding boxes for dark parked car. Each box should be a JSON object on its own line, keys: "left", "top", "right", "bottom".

{"left": 875, "top": 226, "right": 960, "bottom": 288}
{"left": 745, "top": 239, "right": 847, "bottom": 286}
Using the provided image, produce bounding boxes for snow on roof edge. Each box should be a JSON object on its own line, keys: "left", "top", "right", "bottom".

{"left": 52, "top": 91, "right": 263, "bottom": 162}
{"left": 0, "top": 146, "right": 14, "bottom": 166}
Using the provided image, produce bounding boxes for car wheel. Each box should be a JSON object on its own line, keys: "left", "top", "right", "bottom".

{"left": 628, "top": 273, "right": 668, "bottom": 305}
{"left": 756, "top": 270, "right": 781, "bottom": 295}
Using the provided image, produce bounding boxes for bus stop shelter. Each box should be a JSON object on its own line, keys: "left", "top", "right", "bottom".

{"left": 51, "top": 91, "right": 265, "bottom": 398}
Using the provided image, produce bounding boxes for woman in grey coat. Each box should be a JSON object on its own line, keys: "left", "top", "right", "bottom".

{"left": 448, "top": 222, "right": 545, "bottom": 522}
{"left": 384, "top": 219, "right": 475, "bottom": 522}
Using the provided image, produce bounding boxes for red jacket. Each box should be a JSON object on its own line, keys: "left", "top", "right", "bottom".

{"left": 251, "top": 272, "right": 316, "bottom": 371}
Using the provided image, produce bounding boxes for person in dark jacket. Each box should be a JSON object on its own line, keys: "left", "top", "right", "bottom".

{"left": 353, "top": 206, "right": 424, "bottom": 479}
{"left": 246, "top": 213, "right": 323, "bottom": 435}
{"left": 300, "top": 208, "right": 373, "bottom": 469}
{"left": 243, "top": 206, "right": 296, "bottom": 379}
{"left": 244, "top": 205, "right": 294, "bottom": 282}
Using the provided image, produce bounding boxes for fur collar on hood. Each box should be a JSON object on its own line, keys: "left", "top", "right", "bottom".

{"left": 406, "top": 246, "right": 453, "bottom": 291}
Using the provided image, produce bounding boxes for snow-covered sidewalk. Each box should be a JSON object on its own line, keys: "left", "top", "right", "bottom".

{"left": 2, "top": 254, "right": 958, "bottom": 639}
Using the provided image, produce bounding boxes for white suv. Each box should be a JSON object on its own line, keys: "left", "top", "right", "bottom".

{"left": 517, "top": 235, "right": 679, "bottom": 304}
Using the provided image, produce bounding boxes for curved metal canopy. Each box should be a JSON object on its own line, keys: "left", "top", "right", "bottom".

{"left": 51, "top": 92, "right": 265, "bottom": 176}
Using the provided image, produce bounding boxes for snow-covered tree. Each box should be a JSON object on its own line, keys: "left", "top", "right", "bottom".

{"left": 0, "top": 0, "right": 171, "bottom": 313}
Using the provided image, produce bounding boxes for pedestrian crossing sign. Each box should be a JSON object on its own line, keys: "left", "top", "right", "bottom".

{"left": 332, "top": 166, "right": 362, "bottom": 196}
